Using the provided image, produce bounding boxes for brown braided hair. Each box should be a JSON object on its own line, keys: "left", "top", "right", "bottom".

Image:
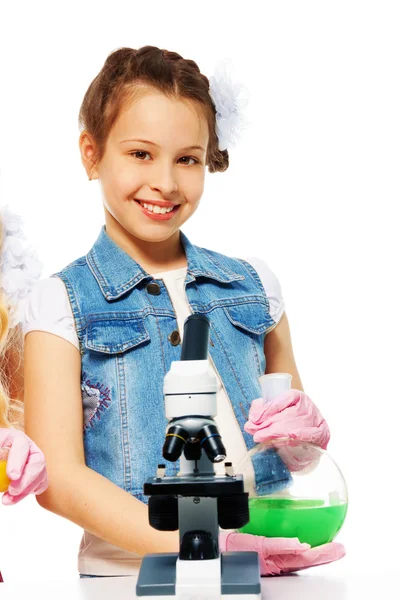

{"left": 79, "top": 46, "right": 229, "bottom": 174}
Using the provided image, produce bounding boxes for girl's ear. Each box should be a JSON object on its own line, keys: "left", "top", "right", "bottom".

{"left": 79, "top": 131, "right": 99, "bottom": 180}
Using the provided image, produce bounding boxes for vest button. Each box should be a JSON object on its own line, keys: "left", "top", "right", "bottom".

{"left": 168, "top": 330, "right": 181, "bottom": 346}
{"left": 146, "top": 282, "right": 161, "bottom": 295}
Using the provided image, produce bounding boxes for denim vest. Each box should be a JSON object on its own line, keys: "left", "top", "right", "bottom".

{"left": 54, "top": 227, "right": 291, "bottom": 502}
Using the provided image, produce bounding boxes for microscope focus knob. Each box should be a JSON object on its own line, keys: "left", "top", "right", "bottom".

{"left": 218, "top": 493, "right": 250, "bottom": 529}
{"left": 148, "top": 495, "right": 179, "bottom": 531}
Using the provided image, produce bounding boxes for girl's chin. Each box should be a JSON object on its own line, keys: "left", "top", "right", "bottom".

{"left": 124, "top": 226, "right": 181, "bottom": 244}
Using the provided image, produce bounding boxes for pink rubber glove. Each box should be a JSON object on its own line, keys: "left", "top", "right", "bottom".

{"left": 219, "top": 532, "right": 345, "bottom": 576}
{"left": 0, "top": 428, "right": 48, "bottom": 505}
{"left": 245, "top": 389, "right": 330, "bottom": 448}
{"left": 244, "top": 389, "right": 330, "bottom": 471}
{"left": 244, "top": 390, "right": 330, "bottom": 470}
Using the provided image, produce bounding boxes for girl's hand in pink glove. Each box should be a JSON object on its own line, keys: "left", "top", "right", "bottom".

{"left": 0, "top": 428, "right": 48, "bottom": 506}
{"left": 244, "top": 389, "right": 330, "bottom": 449}
{"left": 244, "top": 389, "right": 330, "bottom": 472}
{"left": 219, "top": 532, "right": 345, "bottom": 576}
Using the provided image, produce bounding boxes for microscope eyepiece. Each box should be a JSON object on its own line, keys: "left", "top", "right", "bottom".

{"left": 181, "top": 314, "right": 210, "bottom": 361}
{"left": 162, "top": 424, "right": 189, "bottom": 462}
{"left": 198, "top": 424, "right": 226, "bottom": 463}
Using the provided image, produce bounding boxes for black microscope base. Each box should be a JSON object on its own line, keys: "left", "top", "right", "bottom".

{"left": 136, "top": 551, "right": 261, "bottom": 597}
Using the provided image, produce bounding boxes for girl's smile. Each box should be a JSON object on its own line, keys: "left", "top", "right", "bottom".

{"left": 133, "top": 198, "right": 181, "bottom": 221}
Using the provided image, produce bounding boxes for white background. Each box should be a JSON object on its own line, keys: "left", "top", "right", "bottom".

{"left": 0, "top": 0, "right": 399, "bottom": 585}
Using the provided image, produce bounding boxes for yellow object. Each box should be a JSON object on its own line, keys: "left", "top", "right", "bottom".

{"left": 0, "top": 459, "right": 10, "bottom": 493}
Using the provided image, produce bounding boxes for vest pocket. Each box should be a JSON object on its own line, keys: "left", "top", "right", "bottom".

{"left": 223, "top": 300, "right": 275, "bottom": 335}
{"left": 85, "top": 317, "right": 150, "bottom": 354}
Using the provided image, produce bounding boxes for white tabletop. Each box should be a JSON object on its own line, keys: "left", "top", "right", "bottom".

{"left": 0, "top": 571, "right": 392, "bottom": 600}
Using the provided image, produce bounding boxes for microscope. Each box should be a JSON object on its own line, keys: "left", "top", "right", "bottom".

{"left": 136, "top": 314, "right": 261, "bottom": 599}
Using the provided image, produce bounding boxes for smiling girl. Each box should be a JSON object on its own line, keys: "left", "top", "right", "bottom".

{"left": 23, "top": 46, "right": 344, "bottom": 577}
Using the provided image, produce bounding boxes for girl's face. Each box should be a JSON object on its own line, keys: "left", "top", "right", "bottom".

{"left": 89, "top": 90, "right": 209, "bottom": 245}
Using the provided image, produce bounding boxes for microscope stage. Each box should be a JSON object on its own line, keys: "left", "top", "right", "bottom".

{"left": 144, "top": 473, "right": 245, "bottom": 497}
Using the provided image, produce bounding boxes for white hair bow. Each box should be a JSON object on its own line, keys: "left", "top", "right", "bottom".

{"left": 209, "top": 59, "right": 250, "bottom": 152}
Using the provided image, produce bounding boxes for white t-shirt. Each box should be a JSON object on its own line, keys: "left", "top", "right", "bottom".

{"left": 23, "top": 256, "right": 285, "bottom": 576}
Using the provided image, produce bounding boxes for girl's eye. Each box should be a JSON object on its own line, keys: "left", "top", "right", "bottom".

{"left": 179, "top": 156, "right": 198, "bottom": 166}
{"left": 130, "top": 151, "right": 151, "bottom": 160}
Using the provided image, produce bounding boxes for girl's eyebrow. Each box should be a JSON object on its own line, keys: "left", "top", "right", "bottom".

{"left": 120, "top": 138, "right": 205, "bottom": 152}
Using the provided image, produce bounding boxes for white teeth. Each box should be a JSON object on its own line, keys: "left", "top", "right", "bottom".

{"left": 140, "top": 201, "right": 175, "bottom": 214}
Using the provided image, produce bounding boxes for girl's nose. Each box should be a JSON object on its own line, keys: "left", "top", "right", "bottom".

{"left": 149, "top": 164, "right": 179, "bottom": 196}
